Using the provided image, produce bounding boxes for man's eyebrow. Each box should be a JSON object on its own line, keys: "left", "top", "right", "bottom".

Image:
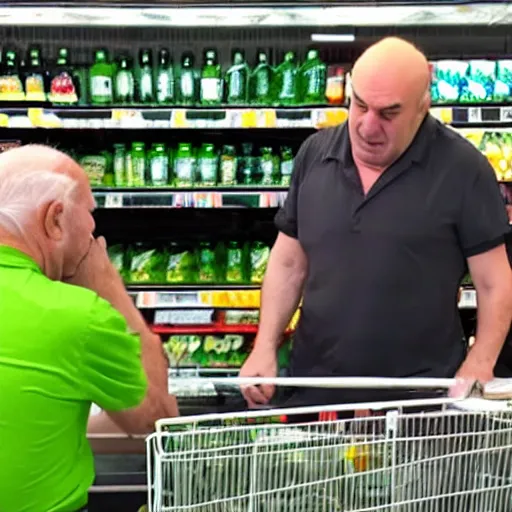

{"left": 352, "top": 89, "right": 401, "bottom": 112}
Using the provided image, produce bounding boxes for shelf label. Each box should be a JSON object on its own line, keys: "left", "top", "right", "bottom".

{"left": 104, "top": 193, "right": 123, "bottom": 208}
{"left": 466, "top": 107, "right": 482, "bottom": 123}
{"left": 154, "top": 309, "right": 214, "bottom": 325}
{"left": 500, "top": 106, "right": 512, "bottom": 122}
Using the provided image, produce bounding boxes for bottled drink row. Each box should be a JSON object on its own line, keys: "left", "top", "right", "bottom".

{"left": 77, "top": 141, "right": 295, "bottom": 188}
{"left": 0, "top": 45, "right": 345, "bottom": 107}
{"left": 108, "top": 241, "right": 270, "bottom": 285}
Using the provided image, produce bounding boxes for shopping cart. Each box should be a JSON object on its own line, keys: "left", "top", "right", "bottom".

{"left": 146, "top": 377, "right": 512, "bottom": 512}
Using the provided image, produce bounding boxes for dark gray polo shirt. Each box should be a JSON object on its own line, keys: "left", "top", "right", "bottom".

{"left": 275, "top": 114, "right": 510, "bottom": 405}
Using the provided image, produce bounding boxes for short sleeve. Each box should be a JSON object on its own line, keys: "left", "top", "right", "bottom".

{"left": 80, "top": 296, "right": 148, "bottom": 412}
{"left": 274, "top": 135, "right": 313, "bottom": 238}
{"left": 458, "top": 150, "right": 510, "bottom": 258}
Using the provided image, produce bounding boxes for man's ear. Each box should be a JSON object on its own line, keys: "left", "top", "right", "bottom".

{"left": 43, "top": 200, "right": 65, "bottom": 241}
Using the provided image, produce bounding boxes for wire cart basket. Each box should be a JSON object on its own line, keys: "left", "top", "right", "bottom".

{"left": 146, "top": 377, "right": 512, "bottom": 512}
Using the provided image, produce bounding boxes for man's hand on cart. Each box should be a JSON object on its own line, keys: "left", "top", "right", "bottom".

{"left": 239, "top": 343, "right": 278, "bottom": 408}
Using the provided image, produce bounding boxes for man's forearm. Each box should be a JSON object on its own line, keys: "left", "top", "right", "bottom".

{"left": 467, "top": 286, "right": 512, "bottom": 368}
{"left": 255, "top": 255, "right": 306, "bottom": 350}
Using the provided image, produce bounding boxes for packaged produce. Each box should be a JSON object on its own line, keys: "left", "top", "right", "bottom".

{"left": 459, "top": 60, "right": 496, "bottom": 103}
{"left": 166, "top": 244, "right": 199, "bottom": 283}
{"left": 107, "top": 244, "right": 126, "bottom": 278}
{"left": 250, "top": 241, "right": 270, "bottom": 284}
{"left": 79, "top": 154, "right": 109, "bottom": 186}
{"left": 128, "top": 244, "right": 167, "bottom": 283}
{"left": 430, "top": 60, "right": 469, "bottom": 103}
{"left": 494, "top": 60, "right": 512, "bottom": 102}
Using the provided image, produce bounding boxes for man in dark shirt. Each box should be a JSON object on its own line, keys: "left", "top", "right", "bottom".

{"left": 240, "top": 37, "right": 512, "bottom": 408}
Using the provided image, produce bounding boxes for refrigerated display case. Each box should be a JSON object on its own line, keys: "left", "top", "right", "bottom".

{"left": 1, "top": 1, "right": 512, "bottom": 510}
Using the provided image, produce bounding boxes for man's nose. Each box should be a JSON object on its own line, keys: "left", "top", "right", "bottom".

{"left": 359, "top": 111, "right": 381, "bottom": 138}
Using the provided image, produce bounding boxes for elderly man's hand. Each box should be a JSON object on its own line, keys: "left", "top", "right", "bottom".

{"left": 64, "top": 236, "right": 124, "bottom": 297}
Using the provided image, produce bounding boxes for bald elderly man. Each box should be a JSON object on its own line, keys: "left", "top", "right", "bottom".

{"left": 0, "top": 145, "right": 178, "bottom": 512}
{"left": 240, "top": 36, "right": 512, "bottom": 408}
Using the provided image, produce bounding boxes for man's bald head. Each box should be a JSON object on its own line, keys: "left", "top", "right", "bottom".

{"left": 348, "top": 37, "right": 432, "bottom": 171}
{"left": 352, "top": 37, "right": 431, "bottom": 107}
{"left": 0, "top": 144, "right": 96, "bottom": 281}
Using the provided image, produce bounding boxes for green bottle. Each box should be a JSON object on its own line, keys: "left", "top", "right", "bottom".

{"left": 260, "top": 147, "right": 279, "bottom": 185}
{"left": 198, "top": 241, "right": 216, "bottom": 283}
{"left": 131, "top": 142, "right": 146, "bottom": 187}
{"left": 280, "top": 146, "right": 294, "bottom": 186}
{"left": 250, "top": 50, "right": 273, "bottom": 105}
{"left": 138, "top": 49, "right": 154, "bottom": 104}
{"left": 226, "top": 241, "right": 243, "bottom": 283}
{"left": 115, "top": 56, "right": 135, "bottom": 104}
{"left": 238, "top": 143, "right": 255, "bottom": 185}
{"left": 219, "top": 145, "right": 237, "bottom": 186}
{"left": 226, "top": 49, "right": 249, "bottom": 105}
{"left": 300, "top": 49, "right": 327, "bottom": 105}
{"left": 200, "top": 49, "right": 222, "bottom": 106}
{"left": 156, "top": 48, "right": 175, "bottom": 105}
{"left": 89, "top": 49, "right": 113, "bottom": 105}
{"left": 198, "top": 143, "right": 218, "bottom": 187}
{"left": 179, "top": 52, "right": 197, "bottom": 105}
{"left": 275, "top": 51, "right": 299, "bottom": 106}
{"left": 149, "top": 143, "right": 169, "bottom": 186}
{"left": 174, "top": 143, "right": 196, "bottom": 187}
{"left": 113, "top": 143, "right": 126, "bottom": 187}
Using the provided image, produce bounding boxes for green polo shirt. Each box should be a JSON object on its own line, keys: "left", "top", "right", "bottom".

{"left": 0, "top": 245, "right": 148, "bottom": 512}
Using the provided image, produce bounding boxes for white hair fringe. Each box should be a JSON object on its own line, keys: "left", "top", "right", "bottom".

{"left": 0, "top": 168, "right": 76, "bottom": 235}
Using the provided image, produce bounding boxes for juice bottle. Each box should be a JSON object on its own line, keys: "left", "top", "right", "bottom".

{"left": 299, "top": 49, "right": 326, "bottom": 105}
{"left": 220, "top": 145, "right": 237, "bottom": 186}
{"left": 250, "top": 50, "right": 274, "bottom": 105}
{"left": 198, "top": 143, "right": 218, "bottom": 187}
{"left": 115, "top": 56, "right": 135, "bottom": 104}
{"left": 179, "top": 52, "right": 197, "bottom": 105}
{"left": 174, "top": 143, "right": 196, "bottom": 187}
{"left": 280, "top": 146, "right": 294, "bottom": 186}
{"left": 113, "top": 143, "right": 126, "bottom": 187}
{"left": 131, "top": 142, "right": 147, "bottom": 187}
{"left": 149, "top": 143, "right": 169, "bottom": 186}
{"left": 226, "top": 49, "right": 249, "bottom": 105}
{"left": 200, "top": 49, "right": 222, "bottom": 106}
{"left": 275, "top": 51, "right": 299, "bottom": 106}
{"left": 156, "top": 48, "right": 176, "bottom": 105}
{"left": 89, "top": 49, "right": 113, "bottom": 105}
{"left": 138, "top": 49, "right": 154, "bottom": 104}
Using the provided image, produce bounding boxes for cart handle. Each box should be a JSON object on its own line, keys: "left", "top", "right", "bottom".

{"left": 178, "top": 376, "right": 458, "bottom": 389}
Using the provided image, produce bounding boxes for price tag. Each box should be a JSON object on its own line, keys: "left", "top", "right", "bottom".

{"left": 467, "top": 107, "right": 482, "bottom": 123}
{"left": 154, "top": 309, "right": 214, "bottom": 325}
{"left": 104, "top": 193, "right": 123, "bottom": 208}
{"left": 500, "top": 106, "right": 512, "bottom": 122}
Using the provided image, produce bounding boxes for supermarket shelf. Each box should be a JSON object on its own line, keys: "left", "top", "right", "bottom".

{"left": 0, "top": 3, "right": 510, "bottom": 27}
{"left": 430, "top": 106, "right": 512, "bottom": 125}
{"left": 152, "top": 324, "right": 260, "bottom": 335}
{"left": 458, "top": 288, "right": 477, "bottom": 309}
{"left": 131, "top": 286, "right": 261, "bottom": 309}
{"left": 0, "top": 106, "right": 347, "bottom": 130}
{"left": 93, "top": 187, "right": 288, "bottom": 209}
{"left": 2, "top": 106, "right": 512, "bottom": 131}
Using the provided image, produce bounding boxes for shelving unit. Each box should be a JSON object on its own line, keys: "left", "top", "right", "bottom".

{"left": 2, "top": 1, "right": 511, "bottom": 510}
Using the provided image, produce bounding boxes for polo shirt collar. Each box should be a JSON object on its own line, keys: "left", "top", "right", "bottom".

{"left": 0, "top": 245, "right": 42, "bottom": 274}
{"left": 322, "top": 113, "right": 436, "bottom": 167}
